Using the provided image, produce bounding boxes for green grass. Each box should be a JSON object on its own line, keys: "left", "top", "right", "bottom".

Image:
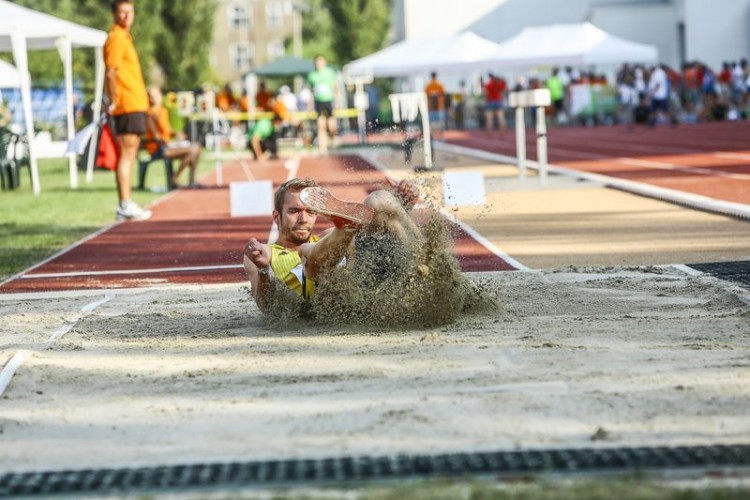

{"left": 0, "top": 154, "right": 214, "bottom": 282}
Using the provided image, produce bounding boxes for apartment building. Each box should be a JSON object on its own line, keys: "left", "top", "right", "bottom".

{"left": 210, "top": 0, "right": 297, "bottom": 84}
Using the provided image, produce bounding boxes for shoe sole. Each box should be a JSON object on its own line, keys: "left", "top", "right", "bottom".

{"left": 116, "top": 210, "right": 153, "bottom": 222}
{"left": 300, "top": 187, "right": 374, "bottom": 227}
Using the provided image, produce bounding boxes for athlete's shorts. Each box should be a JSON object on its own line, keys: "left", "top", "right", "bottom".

{"left": 485, "top": 100, "right": 503, "bottom": 110}
{"left": 651, "top": 98, "right": 669, "bottom": 113}
{"left": 113, "top": 112, "right": 147, "bottom": 135}
{"left": 314, "top": 101, "right": 334, "bottom": 118}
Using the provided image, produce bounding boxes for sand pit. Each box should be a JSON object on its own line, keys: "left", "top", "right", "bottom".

{"left": 1, "top": 266, "right": 749, "bottom": 474}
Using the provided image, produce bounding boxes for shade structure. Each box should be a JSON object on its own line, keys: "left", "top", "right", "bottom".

{"left": 0, "top": 0, "right": 107, "bottom": 195}
{"left": 345, "top": 31, "right": 504, "bottom": 78}
{"left": 254, "top": 56, "right": 315, "bottom": 77}
{"left": 481, "top": 22, "right": 658, "bottom": 69}
{"left": 0, "top": 59, "right": 21, "bottom": 88}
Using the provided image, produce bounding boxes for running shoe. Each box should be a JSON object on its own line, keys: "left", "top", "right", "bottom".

{"left": 299, "top": 187, "right": 374, "bottom": 230}
{"left": 116, "top": 200, "right": 152, "bottom": 221}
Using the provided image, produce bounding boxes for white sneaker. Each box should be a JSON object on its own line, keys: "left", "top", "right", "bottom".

{"left": 116, "top": 200, "right": 152, "bottom": 221}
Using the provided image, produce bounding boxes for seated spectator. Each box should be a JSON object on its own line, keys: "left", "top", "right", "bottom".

{"left": 248, "top": 113, "right": 283, "bottom": 160}
{"left": 146, "top": 86, "right": 203, "bottom": 188}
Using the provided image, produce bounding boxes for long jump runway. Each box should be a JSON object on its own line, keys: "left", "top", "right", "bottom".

{"left": 0, "top": 154, "right": 516, "bottom": 294}
{"left": 443, "top": 121, "right": 750, "bottom": 207}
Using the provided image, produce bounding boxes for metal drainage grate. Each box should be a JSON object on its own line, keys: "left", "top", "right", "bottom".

{"left": 2, "top": 444, "right": 750, "bottom": 497}
{"left": 688, "top": 260, "right": 750, "bottom": 288}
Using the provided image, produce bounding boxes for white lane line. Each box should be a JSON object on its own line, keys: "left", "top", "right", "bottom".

{"left": 1, "top": 294, "right": 117, "bottom": 397}
{"left": 0, "top": 350, "right": 30, "bottom": 397}
{"left": 436, "top": 142, "right": 750, "bottom": 220}
{"left": 0, "top": 223, "right": 117, "bottom": 288}
{"left": 21, "top": 264, "right": 243, "bottom": 280}
{"left": 714, "top": 151, "right": 750, "bottom": 161}
{"left": 617, "top": 157, "right": 750, "bottom": 180}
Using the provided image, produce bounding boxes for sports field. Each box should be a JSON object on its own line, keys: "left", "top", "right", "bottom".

{"left": 1, "top": 122, "right": 749, "bottom": 497}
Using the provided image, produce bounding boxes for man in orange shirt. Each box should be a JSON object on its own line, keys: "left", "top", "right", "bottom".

{"left": 424, "top": 71, "right": 446, "bottom": 135}
{"left": 146, "top": 87, "right": 202, "bottom": 188}
{"left": 104, "top": 0, "right": 151, "bottom": 221}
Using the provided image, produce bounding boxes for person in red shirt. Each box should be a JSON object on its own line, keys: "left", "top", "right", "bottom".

{"left": 256, "top": 81, "right": 273, "bottom": 111}
{"left": 482, "top": 72, "right": 507, "bottom": 131}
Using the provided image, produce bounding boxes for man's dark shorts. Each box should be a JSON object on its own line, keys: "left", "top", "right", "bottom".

{"left": 113, "top": 112, "right": 147, "bottom": 135}
{"left": 314, "top": 101, "right": 333, "bottom": 118}
{"left": 651, "top": 98, "right": 669, "bottom": 113}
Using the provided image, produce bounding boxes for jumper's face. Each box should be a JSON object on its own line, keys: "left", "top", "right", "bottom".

{"left": 275, "top": 190, "right": 317, "bottom": 245}
{"left": 113, "top": 3, "right": 135, "bottom": 30}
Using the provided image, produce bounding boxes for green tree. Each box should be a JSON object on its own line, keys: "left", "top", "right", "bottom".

{"left": 323, "top": 0, "right": 390, "bottom": 64}
{"left": 4, "top": 0, "right": 214, "bottom": 93}
{"left": 155, "top": 0, "right": 216, "bottom": 89}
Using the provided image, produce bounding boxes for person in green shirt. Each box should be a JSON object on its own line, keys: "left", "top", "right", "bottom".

{"left": 307, "top": 55, "right": 340, "bottom": 154}
{"left": 546, "top": 67, "right": 566, "bottom": 123}
{"left": 248, "top": 113, "right": 282, "bottom": 160}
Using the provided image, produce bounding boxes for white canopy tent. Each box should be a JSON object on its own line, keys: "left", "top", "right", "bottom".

{"left": 0, "top": 0, "right": 106, "bottom": 195}
{"left": 345, "top": 31, "right": 504, "bottom": 78}
{"left": 0, "top": 59, "right": 21, "bottom": 88}
{"left": 481, "top": 22, "right": 658, "bottom": 69}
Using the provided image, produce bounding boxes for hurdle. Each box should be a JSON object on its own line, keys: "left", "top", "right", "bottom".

{"left": 509, "top": 88, "right": 551, "bottom": 185}
{"left": 388, "top": 91, "right": 433, "bottom": 170}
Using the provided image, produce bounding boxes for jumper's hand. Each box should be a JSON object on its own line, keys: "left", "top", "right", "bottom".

{"left": 244, "top": 238, "right": 269, "bottom": 271}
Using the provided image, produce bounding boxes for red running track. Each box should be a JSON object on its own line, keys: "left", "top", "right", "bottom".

{"left": 444, "top": 121, "right": 750, "bottom": 205}
{"left": 0, "top": 154, "right": 516, "bottom": 294}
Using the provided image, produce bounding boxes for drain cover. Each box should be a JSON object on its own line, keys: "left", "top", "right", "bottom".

{"left": 688, "top": 260, "right": 750, "bottom": 288}
{"left": 1, "top": 444, "right": 749, "bottom": 497}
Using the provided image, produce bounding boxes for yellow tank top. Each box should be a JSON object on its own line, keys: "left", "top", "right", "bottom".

{"left": 269, "top": 235, "right": 319, "bottom": 299}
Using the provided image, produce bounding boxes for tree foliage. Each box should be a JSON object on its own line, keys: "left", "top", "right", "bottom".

{"left": 323, "top": 0, "right": 390, "bottom": 64}
{"left": 4, "top": 0, "right": 216, "bottom": 92}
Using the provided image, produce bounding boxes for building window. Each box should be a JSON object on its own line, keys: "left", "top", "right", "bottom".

{"left": 229, "top": 2, "right": 251, "bottom": 29}
{"left": 268, "top": 40, "right": 285, "bottom": 59}
{"left": 230, "top": 42, "right": 254, "bottom": 71}
{"left": 266, "top": 1, "right": 284, "bottom": 28}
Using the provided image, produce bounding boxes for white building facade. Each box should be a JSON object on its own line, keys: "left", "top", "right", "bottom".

{"left": 392, "top": 0, "right": 750, "bottom": 72}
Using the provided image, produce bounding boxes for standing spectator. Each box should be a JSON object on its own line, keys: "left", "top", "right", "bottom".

{"left": 255, "top": 81, "right": 273, "bottom": 111}
{"left": 647, "top": 64, "right": 674, "bottom": 124}
{"left": 307, "top": 55, "right": 340, "bottom": 154}
{"left": 546, "top": 67, "right": 565, "bottom": 124}
{"left": 482, "top": 72, "right": 507, "bottom": 131}
{"left": 424, "top": 71, "right": 446, "bottom": 135}
{"left": 104, "top": 0, "right": 151, "bottom": 221}
{"left": 617, "top": 73, "right": 638, "bottom": 127}
{"left": 718, "top": 61, "right": 732, "bottom": 97}
{"left": 216, "top": 83, "right": 236, "bottom": 111}
{"left": 730, "top": 59, "right": 747, "bottom": 107}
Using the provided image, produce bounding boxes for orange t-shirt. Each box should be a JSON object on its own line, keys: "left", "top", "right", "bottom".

{"left": 256, "top": 90, "right": 273, "bottom": 110}
{"left": 272, "top": 99, "right": 289, "bottom": 120}
{"left": 104, "top": 24, "right": 148, "bottom": 115}
{"left": 145, "top": 105, "right": 172, "bottom": 155}
{"left": 425, "top": 80, "right": 445, "bottom": 111}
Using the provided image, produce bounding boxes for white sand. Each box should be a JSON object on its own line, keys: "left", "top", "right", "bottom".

{"left": 1, "top": 266, "right": 749, "bottom": 473}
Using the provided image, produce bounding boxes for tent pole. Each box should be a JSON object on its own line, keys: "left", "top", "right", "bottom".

{"left": 12, "top": 32, "right": 40, "bottom": 195}
{"left": 59, "top": 36, "right": 78, "bottom": 188}
{"left": 87, "top": 47, "right": 104, "bottom": 183}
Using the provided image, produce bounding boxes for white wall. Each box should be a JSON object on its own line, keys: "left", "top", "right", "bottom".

{"left": 394, "top": 0, "right": 750, "bottom": 73}
{"left": 683, "top": 0, "right": 750, "bottom": 68}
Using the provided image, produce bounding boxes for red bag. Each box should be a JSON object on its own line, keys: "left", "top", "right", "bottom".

{"left": 96, "top": 123, "right": 119, "bottom": 171}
